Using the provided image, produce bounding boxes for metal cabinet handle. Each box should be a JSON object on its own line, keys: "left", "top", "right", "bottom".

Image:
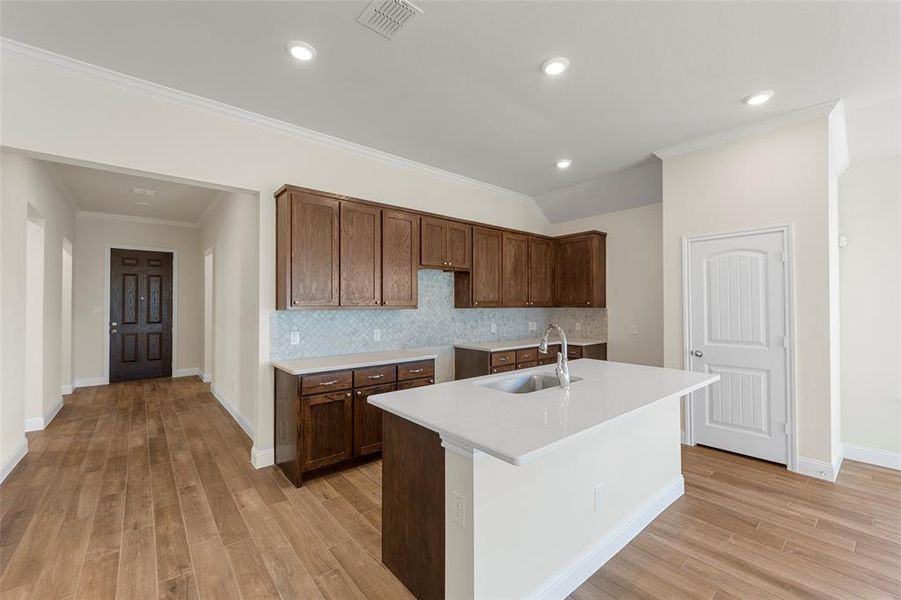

{"left": 368, "top": 374, "right": 384, "bottom": 379}
{"left": 428, "top": 379, "right": 434, "bottom": 384}
{"left": 408, "top": 368, "right": 423, "bottom": 374}
{"left": 498, "top": 357, "right": 507, "bottom": 362}
{"left": 692, "top": 350, "right": 704, "bottom": 358}
{"left": 356, "top": 391, "right": 363, "bottom": 396}
{"left": 293, "top": 300, "right": 300, "bottom": 306}
{"left": 318, "top": 380, "right": 338, "bottom": 386}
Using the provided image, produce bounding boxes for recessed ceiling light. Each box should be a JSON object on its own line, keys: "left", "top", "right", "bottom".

{"left": 287, "top": 41, "right": 316, "bottom": 62}
{"left": 541, "top": 57, "right": 570, "bottom": 76}
{"left": 743, "top": 90, "right": 774, "bottom": 106}
{"left": 556, "top": 158, "right": 573, "bottom": 169}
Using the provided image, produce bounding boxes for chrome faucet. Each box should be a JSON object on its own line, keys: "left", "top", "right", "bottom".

{"left": 538, "top": 323, "right": 571, "bottom": 388}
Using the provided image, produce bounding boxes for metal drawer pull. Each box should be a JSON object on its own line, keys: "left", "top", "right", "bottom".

{"left": 318, "top": 380, "right": 339, "bottom": 386}
{"left": 367, "top": 374, "right": 385, "bottom": 379}
{"left": 498, "top": 357, "right": 507, "bottom": 361}
{"left": 429, "top": 379, "right": 434, "bottom": 383}
{"left": 356, "top": 391, "right": 363, "bottom": 396}
{"left": 408, "top": 368, "right": 424, "bottom": 374}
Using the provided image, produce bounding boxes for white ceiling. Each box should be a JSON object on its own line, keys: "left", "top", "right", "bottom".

{"left": 46, "top": 161, "right": 219, "bottom": 223}
{"left": 2, "top": 2, "right": 899, "bottom": 205}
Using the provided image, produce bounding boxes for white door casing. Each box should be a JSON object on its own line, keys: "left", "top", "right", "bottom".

{"left": 684, "top": 228, "right": 792, "bottom": 465}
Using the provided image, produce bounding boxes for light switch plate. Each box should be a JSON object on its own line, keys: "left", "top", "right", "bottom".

{"left": 490, "top": 323, "right": 497, "bottom": 334}
{"left": 594, "top": 484, "right": 603, "bottom": 511}
{"left": 451, "top": 491, "right": 466, "bottom": 528}
{"left": 575, "top": 322, "right": 582, "bottom": 332}
{"left": 373, "top": 328, "right": 381, "bottom": 342}
{"left": 290, "top": 332, "right": 300, "bottom": 345}
{"left": 630, "top": 324, "right": 639, "bottom": 336}
{"left": 528, "top": 321, "right": 537, "bottom": 331}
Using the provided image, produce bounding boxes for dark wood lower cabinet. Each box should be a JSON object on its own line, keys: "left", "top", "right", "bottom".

{"left": 454, "top": 343, "right": 607, "bottom": 380}
{"left": 275, "top": 359, "right": 435, "bottom": 486}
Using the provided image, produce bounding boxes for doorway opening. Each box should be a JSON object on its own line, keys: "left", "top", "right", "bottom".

{"left": 203, "top": 248, "right": 214, "bottom": 383}
{"left": 25, "top": 208, "right": 46, "bottom": 431}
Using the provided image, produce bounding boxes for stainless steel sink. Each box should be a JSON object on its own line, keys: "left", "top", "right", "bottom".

{"left": 478, "top": 373, "right": 582, "bottom": 394}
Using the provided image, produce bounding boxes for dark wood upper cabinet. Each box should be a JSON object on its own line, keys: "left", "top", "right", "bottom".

{"left": 276, "top": 190, "right": 339, "bottom": 309}
{"left": 502, "top": 232, "right": 529, "bottom": 307}
{"left": 528, "top": 237, "right": 555, "bottom": 307}
{"left": 446, "top": 221, "right": 472, "bottom": 269}
{"left": 555, "top": 232, "right": 606, "bottom": 307}
{"left": 340, "top": 201, "right": 382, "bottom": 307}
{"left": 381, "top": 210, "right": 420, "bottom": 308}
{"left": 469, "top": 227, "right": 503, "bottom": 307}
{"left": 420, "top": 217, "right": 471, "bottom": 269}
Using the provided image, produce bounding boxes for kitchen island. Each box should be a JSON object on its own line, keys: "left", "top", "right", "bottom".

{"left": 369, "top": 359, "right": 718, "bottom": 600}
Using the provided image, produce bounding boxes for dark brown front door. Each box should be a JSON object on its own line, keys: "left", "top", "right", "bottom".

{"left": 109, "top": 249, "right": 173, "bottom": 382}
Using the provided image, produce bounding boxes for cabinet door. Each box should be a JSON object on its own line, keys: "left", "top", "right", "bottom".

{"left": 528, "top": 237, "right": 555, "bottom": 307}
{"left": 555, "top": 235, "right": 592, "bottom": 306}
{"left": 420, "top": 217, "right": 448, "bottom": 268}
{"left": 289, "top": 192, "right": 339, "bottom": 307}
{"left": 340, "top": 201, "right": 381, "bottom": 307}
{"left": 446, "top": 221, "right": 472, "bottom": 269}
{"left": 382, "top": 210, "right": 419, "bottom": 307}
{"left": 502, "top": 232, "right": 529, "bottom": 307}
{"left": 300, "top": 391, "right": 353, "bottom": 471}
{"left": 354, "top": 383, "right": 396, "bottom": 456}
{"left": 471, "top": 227, "right": 503, "bottom": 307}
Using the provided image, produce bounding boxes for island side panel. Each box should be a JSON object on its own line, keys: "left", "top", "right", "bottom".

{"left": 454, "top": 348, "right": 490, "bottom": 380}
{"left": 274, "top": 369, "right": 301, "bottom": 486}
{"left": 581, "top": 343, "right": 607, "bottom": 360}
{"left": 382, "top": 412, "right": 446, "bottom": 600}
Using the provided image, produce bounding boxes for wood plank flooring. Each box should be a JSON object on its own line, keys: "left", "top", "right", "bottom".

{"left": 1, "top": 378, "right": 899, "bottom": 599}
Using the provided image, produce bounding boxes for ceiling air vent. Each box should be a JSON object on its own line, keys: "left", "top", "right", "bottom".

{"left": 356, "top": 0, "right": 422, "bottom": 40}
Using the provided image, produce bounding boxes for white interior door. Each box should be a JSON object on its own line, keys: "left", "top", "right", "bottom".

{"left": 687, "top": 230, "right": 789, "bottom": 464}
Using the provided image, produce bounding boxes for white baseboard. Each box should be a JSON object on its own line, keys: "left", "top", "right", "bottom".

{"left": 533, "top": 475, "right": 685, "bottom": 599}
{"left": 61, "top": 384, "right": 73, "bottom": 395}
{"left": 173, "top": 367, "right": 201, "bottom": 378}
{"left": 843, "top": 443, "right": 901, "bottom": 471}
{"left": 680, "top": 430, "right": 692, "bottom": 445}
{"left": 24, "top": 398, "right": 64, "bottom": 432}
{"left": 74, "top": 376, "right": 108, "bottom": 388}
{"left": 0, "top": 438, "right": 28, "bottom": 484}
{"left": 210, "top": 383, "right": 255, "bottom": 440}
{"left": 795, "top": 453, "right": 843, "bottom": 482}
{"left": 200, "top": 371, "right": 212, "bottom": 383}
{"left": 252, "top": 446, "right": 275, "bottom": 469}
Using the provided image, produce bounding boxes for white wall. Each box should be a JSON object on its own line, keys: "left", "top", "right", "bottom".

{"left": 550, "top": 203, "right": 663, "bottom": 366}
{"left": 1, "top": 152, "right": 77, "bottom": 476}
{"left": 1, "top": 48, "right": 550, "bottom": 461}
{"left": 839, "top": 157, "right": 901, "bottom": 455}
{"left": 25, "top": 218, "right": 45, "bottom": 426}
{"left": 60, "top": 239, "right": 73, "bottom": 392}
{"left": 73, "top": 214, "right": 202, "bottom": 383}
{"left": 661, "top": 117, "right": 838, "bottom": 465}
{"left": 200, "top": 192, "right": 260, "bottom": 438}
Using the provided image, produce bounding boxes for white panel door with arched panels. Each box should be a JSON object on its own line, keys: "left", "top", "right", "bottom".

{"left": 686, "top": 230, "right": 789, "bottom": 464}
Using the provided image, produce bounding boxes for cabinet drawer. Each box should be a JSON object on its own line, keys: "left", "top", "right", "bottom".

{"left": 567, "top": 346, "right": 583, "bottom": 360}
{"left": 397, "top": 377, "right": 434, "bottom": 390}
{"left": 538, "top": 356, "right": 557, "bottom": 366}
{"left": 516, "top": 361, "right": 537, "bottom": 370}
{"left": 354, "top": 365, "right": 396, "bottom": 387}
{"left": 398, "top": 360, "right": 434, "bottom": 381}
{"left": 490, "top": 351, "right": 516, "bottom": 367}
{"left": 490, "top": 364, "right": 515, "bottom": 374}
{"left": 301, "top": 370, "right": 353, "bottom": 395}
{"left": 515, "top": 348, "right": 537, "bottom": 363}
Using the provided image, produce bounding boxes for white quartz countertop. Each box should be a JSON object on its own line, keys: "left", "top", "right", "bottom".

{"left": 272, "top": 349, "right": 438, "bottom": 376}
{"left": 453, "top": 337, "right": 606, "bottom": 352}
{"left": 369, "top": 360, "right": 718, "bottom": 466}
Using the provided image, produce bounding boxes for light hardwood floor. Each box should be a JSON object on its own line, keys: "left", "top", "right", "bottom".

{"left": 0, "top": 378, "right": 898, "bottom": 599}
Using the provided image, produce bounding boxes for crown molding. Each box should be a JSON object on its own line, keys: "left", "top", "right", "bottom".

{"left": 1, "top": 37, "right": 545, "bottom": 223}
{"left": 653, "top": 100, "right": 842, "bottom": 160}
{"left": 77, "top": 210, "right": 199, "bottom": 229}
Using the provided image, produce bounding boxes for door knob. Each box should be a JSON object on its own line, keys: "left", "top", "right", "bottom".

{"left": 692, "top": 350, "right": 704, "bottom": 358}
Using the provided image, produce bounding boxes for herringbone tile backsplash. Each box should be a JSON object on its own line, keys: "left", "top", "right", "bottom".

{"left": 271, "top": 270, "right": 606, "bottom": 360}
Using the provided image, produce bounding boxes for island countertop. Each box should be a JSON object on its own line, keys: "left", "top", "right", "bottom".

{"left": 369, "top": 359, "right": 718, "bottom": 465}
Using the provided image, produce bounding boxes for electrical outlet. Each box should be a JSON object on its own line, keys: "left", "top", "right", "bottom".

{"left": 451, "top": 491, "right": 466, "bottom": 528}
{"left": 594, "top": 484, "right": 603, "bottom": 511}
{"left": 528, "top": 321, "right": 537, "bottom": 332}
{"left": 290, "top": 331, "right": 300, "bottom": 345}
{"left": 630, "top": 324, "right": 639, "bottom": 336}
{"left": 575, "top": 322, "right": 582, "bottom": 332}
{"left": 373, "top": 328, "right": 381, "bottom": 342}
{"left": 490, "top": 323, "right": 497, "bottom": 334}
